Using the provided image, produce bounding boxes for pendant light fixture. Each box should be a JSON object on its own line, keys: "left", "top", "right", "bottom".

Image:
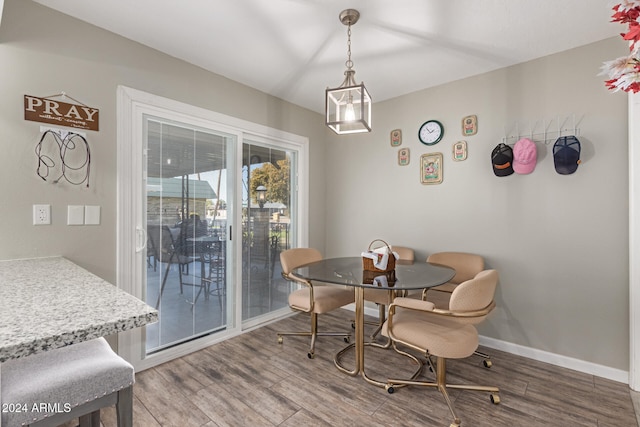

{"left": 325, "top": 9, "right": 372, "bottom": 134}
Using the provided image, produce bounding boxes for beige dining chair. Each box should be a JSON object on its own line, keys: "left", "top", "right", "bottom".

{"left": 423, "top": 252, "right": 485, "bottom": 300}
{"left": 382, "top": 269, "right": 500, "bottom": 427}
{"left": 277, "top": 248, "right": 355, "bottom": 359}
{"left": 421, "top": 251, "right": 493, "bottom": 368}
{"left": 362, "top": 245, "right": 415, "bottom": 340}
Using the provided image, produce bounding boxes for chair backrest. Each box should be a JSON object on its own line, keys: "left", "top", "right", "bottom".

{"left": 448, "top": 269, "right": 498, "bottom": 324}
{"left": 391, "top": 246, "right": 415, "bottom": 265}
{"left": 164, "top": 215, "right": 207, "bottom": 257}
{"left": 426, "top": 252, "right": 484, "bottom": 285}
{"left": 147, "top": 224, "right": 178, "bottom": 263}
{"left": 177, "top": 215, "right": 208, "bottom": 242}
{"left": 280, "top": 248, "right": 322, "bottom": 275}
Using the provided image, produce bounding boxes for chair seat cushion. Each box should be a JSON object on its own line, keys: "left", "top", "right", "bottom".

{"left": 289, "top": 285, "right": 354, "bottom": 313}
{"left": 403, "top": 290, "right": 423, "bottom": 300}
{"left": 423, "top": 289, "right": 452, "bottom": 310}
{"left": 399, "top": 289, "right": 450, "bottom": 311}
{"left": 430, "top": 282, "right": 457, "bottom": 293}
{"left": 1, "top": 337, "right": 134, "bottom": 426}
{"left": 382, "top": 309, "right": 478, "bottom": 359}
{"left": 363, "top": 288, "right": 394, "bottom": 305}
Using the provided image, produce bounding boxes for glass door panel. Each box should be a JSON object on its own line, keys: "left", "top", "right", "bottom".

{"left": 117, "top": 86, "right": 309, "bottom": 370}
{"left": 242, "top": 142, "right": 296, "bottom": 322}
{"left": 145, "top": 117, "right": 233, "bottom": 354}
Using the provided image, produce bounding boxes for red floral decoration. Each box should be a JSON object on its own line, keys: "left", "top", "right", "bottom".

{"left": 601, "top": 1, "right": 640, "bottom": 93}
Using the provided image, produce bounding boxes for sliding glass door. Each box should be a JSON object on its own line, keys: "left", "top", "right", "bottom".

{"left": 145, "top": 117, "right": 235, "bottom": 354}
{"left": 116, "top": 86, "right": 309, "bottom": 370}
{"left": 241, "top": 141, "right": 297, "bottom": 324}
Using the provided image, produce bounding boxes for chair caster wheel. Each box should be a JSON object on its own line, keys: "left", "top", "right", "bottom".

{"left": 483, "top": 359, "right": 492, "bottom": 368}
{"left": 344, "top": 336, "right": 350, "bottom": 343}
{"left": 277, "top": 336, "right": 283, "bottom": 344}
{"left": 385, "top": 384, "right": 394, "bottom": 394}
{"left": 307, "top": 352, "right": 315, "bottom": 359}
{"left": 490, "top": 393, "right": 500, "bottom": 404}
{"left": 351, "top": 322, "right": 355, "bottom": 329}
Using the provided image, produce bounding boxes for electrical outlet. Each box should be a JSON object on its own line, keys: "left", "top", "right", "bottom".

{"left": 33, "top": 204, "right": 51, "bottom": 225}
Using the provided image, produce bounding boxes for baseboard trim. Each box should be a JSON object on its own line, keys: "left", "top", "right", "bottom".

{"left": 344, "top": 303, "right": 629, "bottom": 384}
{"left": 478, "top": 336, "right": 629, "bottom": 384}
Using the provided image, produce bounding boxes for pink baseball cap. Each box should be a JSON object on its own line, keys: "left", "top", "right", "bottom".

{"left": 512, "top": 138, "right": 537, "bottom": 174}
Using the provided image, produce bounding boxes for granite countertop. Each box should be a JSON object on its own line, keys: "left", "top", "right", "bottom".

{"left": 0, "top": 257, "right": 158, "bottom": 362}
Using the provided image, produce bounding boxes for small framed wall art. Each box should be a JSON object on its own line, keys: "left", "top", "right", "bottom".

{"left": 398, "top": 148, "right": 410, "bottom": 166}
{"left": 453, "top": 140, "right": 467, "bottom": 161}
{"left": 462, "top": 115, "right": 477, "bottom": 136}
{"left": 420, "top": 152, "right": 443, "bottom": 185}
{"left": 390, "top": 129, "right": 402, "bottom": 146}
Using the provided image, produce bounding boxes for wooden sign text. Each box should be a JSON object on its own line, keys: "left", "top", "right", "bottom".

{"left": 24, "top": 95, "right": 99, "bottom": 131}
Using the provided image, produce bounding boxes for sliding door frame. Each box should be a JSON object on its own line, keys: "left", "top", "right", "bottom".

{"left": 116, "top": 86, "right": 309, "bottom": 370}
{"left": 630, "top": 92, "right": 639, "bottom": 390}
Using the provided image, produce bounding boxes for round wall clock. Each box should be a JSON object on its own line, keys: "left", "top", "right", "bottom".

{"left": 418, "top": 120, "right": 444, "bottom": 145}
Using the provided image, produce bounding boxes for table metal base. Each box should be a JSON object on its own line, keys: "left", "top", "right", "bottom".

{"left": 333, "top": 287, "right": 423, "bottom": 387}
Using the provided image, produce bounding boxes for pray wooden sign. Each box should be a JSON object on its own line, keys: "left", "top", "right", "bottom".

{"left": 24, "top": 95, "right": 99, "bottom": 131}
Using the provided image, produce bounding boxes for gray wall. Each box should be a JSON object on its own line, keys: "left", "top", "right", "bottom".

{"left": 0, "top": 0, "right": 630, "bottom": 373}
{"left": 0, "top": 0, "right": 328, "bottom": 282}
{"left": 324, "top": 37, "right": 629, "bottom": 371}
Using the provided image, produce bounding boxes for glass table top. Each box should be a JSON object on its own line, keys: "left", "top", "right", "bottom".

{"left": 291, "top": 256, "right": 455, "bottom": 290}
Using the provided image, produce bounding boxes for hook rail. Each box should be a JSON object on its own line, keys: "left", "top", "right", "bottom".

{"left": 501, "top": 114, "right": 581, "bottom": 145}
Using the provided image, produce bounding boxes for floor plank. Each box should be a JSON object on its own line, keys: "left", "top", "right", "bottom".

{"left": 58, "top": 308, "right": 637, "bottom": 426}
{"left": 134, "top": 367, "right": 212, "bottom": 426}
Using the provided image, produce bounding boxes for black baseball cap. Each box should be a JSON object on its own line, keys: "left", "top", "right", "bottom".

{"left": 491, "top": 143, "right": 514, "bottom": 177}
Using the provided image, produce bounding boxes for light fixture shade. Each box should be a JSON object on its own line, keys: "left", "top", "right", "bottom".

{"left": 256, "top": 185, "right": 267, "bottom": 208}
{"left": 325, "top": 83, "right": 372, "bottom": 134}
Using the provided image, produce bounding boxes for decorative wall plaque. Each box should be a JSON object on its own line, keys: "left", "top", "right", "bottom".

{"left": 462, "top": 115, "right": 477, "bottom": 136}
{"left": 420, "top": 152, "right": 443, "bottom": 185}
{"left": 453, "top": 141, "right": 468, "bottom": 161}
{"left": 390, "top": 129, "right": 402, "bottom": 146}
{"left": 398, "top": 148, "right": 410, "bottom": 166}
{"left": 24, "top": 94, "right": 99, "bottom": 131}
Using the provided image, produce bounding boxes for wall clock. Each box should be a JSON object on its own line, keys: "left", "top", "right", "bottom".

{"left": 418, "top": 120, "right": 444, "bottom": 145}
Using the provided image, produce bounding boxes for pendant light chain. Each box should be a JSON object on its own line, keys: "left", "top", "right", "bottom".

{"left": 325, "top": 8, "right": 371, "bottom": 134}
{"left": 346, "top": 24, "right": 353, "bottom": 70}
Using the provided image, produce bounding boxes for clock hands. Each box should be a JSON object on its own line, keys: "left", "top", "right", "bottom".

{"left": 419, "top": 120, "right": 443, "bottom": 145}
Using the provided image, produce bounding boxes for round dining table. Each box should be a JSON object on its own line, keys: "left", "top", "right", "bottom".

{"left": 291, "top": 256, "right": 455, "bottom": 387}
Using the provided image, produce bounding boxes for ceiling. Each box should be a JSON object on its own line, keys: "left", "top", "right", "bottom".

{"left": 31, "top": 0, "right": 619, "bottom": 114}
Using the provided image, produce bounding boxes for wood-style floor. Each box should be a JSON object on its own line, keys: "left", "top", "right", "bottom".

{"left": 70, "top": 309, "right": 636, "bottom": 427}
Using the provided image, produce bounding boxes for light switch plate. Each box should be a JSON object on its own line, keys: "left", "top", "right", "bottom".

{"left": 84, "top": 205, "right": 101, "bottom": 225}
{"left": 67, "top": 205, "right": 84, "bottom": 225}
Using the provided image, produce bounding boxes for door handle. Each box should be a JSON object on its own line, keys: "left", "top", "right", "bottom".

{"left": 136, "top": 226, "right": 147, "bottom": 253}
